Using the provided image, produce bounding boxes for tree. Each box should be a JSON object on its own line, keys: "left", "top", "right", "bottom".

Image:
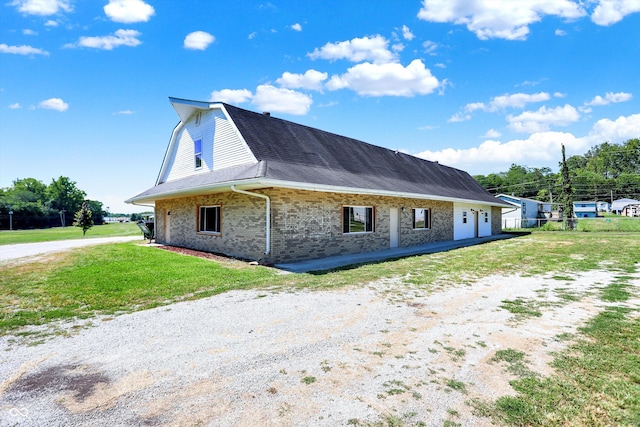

{"left": 84, "top": 199, "right": 105, "bottom": 225}
{"left": 74, "top": 202, "right": 93, "bottom": 236}
{"left": 47, "top": 176, "right": 86, "bottom": 226}
{"left": 559, "top": 144, "right": 575, "bottom": 229}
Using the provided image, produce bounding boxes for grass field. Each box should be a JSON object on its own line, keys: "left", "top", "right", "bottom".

{"left": 1, "top": 231, "right": 638, "bottom": 425}
{"left": 506, "top": 216, "right": 640, "bottom": 232}
{"left": 0, "top": 222, "right": 142, "bottom": 245}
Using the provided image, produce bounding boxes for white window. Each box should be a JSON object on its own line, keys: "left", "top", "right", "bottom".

{"left": 413, "top": 208, "right": 431, "bottom": 229}
{"left": 343, "top": 206, "right": 374, "bottom": 233}
{"left": 484, "top": 212, "right": 489, "bottom": 223}
{"left": 194, "top": 139, "right": 202, "bottom": 169}
{"left": 195, "top": 111, "right": 201, "bottom": 126}
{"left": 199, "top": 205, "right": 220, "bottom": 234}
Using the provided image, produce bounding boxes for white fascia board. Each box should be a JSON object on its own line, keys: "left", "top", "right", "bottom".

{"left": 129, "top": 178, "right": 509, "bottom": 207}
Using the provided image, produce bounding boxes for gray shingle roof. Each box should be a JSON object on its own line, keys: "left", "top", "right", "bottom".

{"left": 128, "top": 102, "right": 508, "bottom": 206}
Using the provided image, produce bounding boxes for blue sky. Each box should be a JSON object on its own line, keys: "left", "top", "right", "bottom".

{"left": 1, "top": 0, "right": 639, "bottom": 213}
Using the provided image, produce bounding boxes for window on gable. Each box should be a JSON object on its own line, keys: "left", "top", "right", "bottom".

{"left": 195, "top": 111, "right": 201, "bottom": 126}
{"left": 413, "top": 208, "right": 431, "bottom": 229}
{"left": 194, "top": 139, "right": 203, "bottom": 169}
{"left": 343, "top": 206, "right": 374, "bottom": 233}
{"left": 199, "top": 205, "right": 221, "bottom": 234}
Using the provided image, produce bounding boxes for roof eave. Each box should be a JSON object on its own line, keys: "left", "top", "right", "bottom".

{"left": 126, "top": 178, "right": 511, "bottom": 208}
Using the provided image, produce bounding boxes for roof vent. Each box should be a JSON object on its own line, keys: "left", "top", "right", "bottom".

{"left": 263, "top": 112, "right": 270, "bottom": 117}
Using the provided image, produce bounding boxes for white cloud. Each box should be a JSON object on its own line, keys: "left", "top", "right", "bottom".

{"left": 326, "top": 59, "right": 440, "bottom": 97}
{"left": 38, "top": 98, "right": 68, "bottom": 111}
{"left": 104, "top": 0, "right": 155, "bottom": 23}
{"left": 252, "top": 85, "right": 312, "bottom": 115}
{"left": 402, "top": 25, "right": 415, "bottom": 40}
{"left": 308, "top": 35, "right": 396, "bottom": 64}
{"left": 422, "top": 40, "right": 439, "bottom": 55}
{"left": 586, "top": 113, "right": 640, "bottom": 143}
{"left": 10, "top": 0, "right": 71, "bottom": 15}
{"left": 44, "top": 19, "right": 58, "bottom": 26}
{"left": 417, "top": 0, "right": 586, "bottom": 40}
{"left": 0, "top": 43, "right": 49, "bottom": 56}
{"left": 507, "top": 104, "right": 580, "bottom": 133}
{"left": 554, "top": 92, "right": 566, "bottom": 98}
{"left": 448, "top": 112, "right": 471, "bottom": 123}
{"left": 415, "top": 113, "right": 640, "bottom": 174}
{"left": 248, "top": 32, "right": 256, "bottom": 40}
{"left": 591, "top": 0, "right": 640, "bottom": 25}
{"left": 69, "top": 29, "right": 142, "bottom": 50}
{"left": 487, "top": 92, "right": 550, "bottom": 111}
{"left": 585, "top": 91, "right": 633, "bottom": 106}
{"left": 184, "top": 31, "right": 215, "bottom": 50}
{"left": 23, "top": 29, "right": 38, "bottom": 35}
{"left": 416, "top": 131, "right": 585, "bottom": 173}
{"left": 9, "top": 103, "right": 21, "bottom": 109}
{"left": 276, "top": 69, "right": 328, "bottom": 91}
{"left": 291, "top": 23, "right": 302, "bottom": 31}
{"left": 555, "top": 29, "right": 567, "bottom": 36}
{"left": 114, "top": 110, "right": 133, "bottom": 115}
{"left": 209, "top": 89, "right": 252, "bottom": 104}
{"left": 483, "top": 128, "right": 501, "bottom": 138}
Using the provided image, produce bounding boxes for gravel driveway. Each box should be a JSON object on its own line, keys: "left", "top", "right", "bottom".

{"left": 0, "top": 236, "right": 143, "bottom": 263}
{"left": 2, "top": 265, "right": 635, "bottom": 426}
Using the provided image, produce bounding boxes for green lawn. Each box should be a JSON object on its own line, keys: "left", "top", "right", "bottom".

{"left": 0, "top": 222, "right": 142, "bottom": 245}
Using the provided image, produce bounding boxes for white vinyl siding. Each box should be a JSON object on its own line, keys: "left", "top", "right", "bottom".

{"left": 160, "top": 108, "right": 257, "bottom": 183}
{"left": 211, "top": 109, "right": 255, "bottom": 171}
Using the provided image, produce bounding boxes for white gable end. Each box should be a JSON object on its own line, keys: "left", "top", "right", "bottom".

{"left": 157, "top": 103, "right": 257, "bottom": 184}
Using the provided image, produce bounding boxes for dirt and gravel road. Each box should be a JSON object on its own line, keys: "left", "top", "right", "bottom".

{"left": 2, "top": 263, "right": 636, "bottom": 426}
{"left": 0, "top": 236, "right": 142, "bottom": 263}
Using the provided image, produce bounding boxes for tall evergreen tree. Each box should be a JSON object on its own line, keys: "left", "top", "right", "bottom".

{"left": 560, "top": 144, "right": 575, "bottom": 229}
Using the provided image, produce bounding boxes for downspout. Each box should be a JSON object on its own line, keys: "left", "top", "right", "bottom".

{"left": 230, "top": 185, "right": 271, "bottom": 256}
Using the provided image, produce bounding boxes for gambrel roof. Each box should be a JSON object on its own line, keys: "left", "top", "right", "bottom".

{"left": 127, "top": 98, "right": 509, "bottom": 207}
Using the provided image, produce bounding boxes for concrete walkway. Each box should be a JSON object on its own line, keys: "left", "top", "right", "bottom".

{"left": 0, "top": 236, "right": 143, "bottom": 262}
{"left": 275, "top": 233, "right": 517, "bottom": 273}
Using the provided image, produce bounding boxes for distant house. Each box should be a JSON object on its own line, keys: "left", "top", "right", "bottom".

{"left": 596, "top": 201, "right": 610, "bottom": 212}
{"left": 496, "top": 194, "right": 549, "bottom": 228}
{"left": 611, "top": 198, "right": 640, "bottom": 215}
{"left": 126, "top": 98, "right": 510, "bottom": 264}
{"left": 573, "top": 201, "right": 598, "bottom": 218}
{"left": 622, "top": 203, "right": 640, "bottom": 217}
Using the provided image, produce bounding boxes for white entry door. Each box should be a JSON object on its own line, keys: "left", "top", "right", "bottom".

{"left": 389, "top": 207, "right": 399, "bottom": 248}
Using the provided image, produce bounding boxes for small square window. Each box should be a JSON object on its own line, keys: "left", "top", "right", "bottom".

{"left": 199, "top": 205, "right": 220, "bottom": 233}
{"left": 484, "top": 212, "right": 489, "bottom": 223}
{"left": 343, "top": 206, "right": 374, "bottom": 233}
{"left": 413, "top": 208, "right": 431, "bottom": 229}
{"left": 194, "top": 139, "right": 202, "bottom": 169}
{"left": 462, "top": 211, "right": 468, "bottom": 224}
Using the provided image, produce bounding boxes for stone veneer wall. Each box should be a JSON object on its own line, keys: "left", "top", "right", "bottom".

{"left": 156, "top": 188, "right": 456, "bottom": 263}
{"left": 155, "top": 192, "right": 268, "bottom": 262}
{"left": 491, "top": 206, "right": 503, "bottom": 236}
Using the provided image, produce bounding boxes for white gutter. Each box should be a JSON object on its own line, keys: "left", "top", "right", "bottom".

{"left": 129, "top": 177, "right": 511, "bottom": 208}
{"left": 230, "top": 185, "right": 270, "bottom": 256}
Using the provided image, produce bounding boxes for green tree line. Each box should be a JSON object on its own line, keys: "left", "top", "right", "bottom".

{"left": 474, "top": 138, "right": 640, "bottom": 203}
{"left": 0, "top": 176, "right": 105, "bottom": 229}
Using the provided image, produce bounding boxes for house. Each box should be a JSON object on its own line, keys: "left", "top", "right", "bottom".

{"left": 611, "top": 198, "right": 640, "bottom": 215}
{"left": 596, "top": 201, "right": 610, "bottom": 212}
{"left": 573, "top": 201, "right": 598, "bottom": 218}
{"left": 126, "top": 98, "right": 511, "bottom": 264}
{"left": 496, "top": 194, "right": 549, "bottom": 228}
{"left": 622, "top": 203, "right": 640, "bottom": 217}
